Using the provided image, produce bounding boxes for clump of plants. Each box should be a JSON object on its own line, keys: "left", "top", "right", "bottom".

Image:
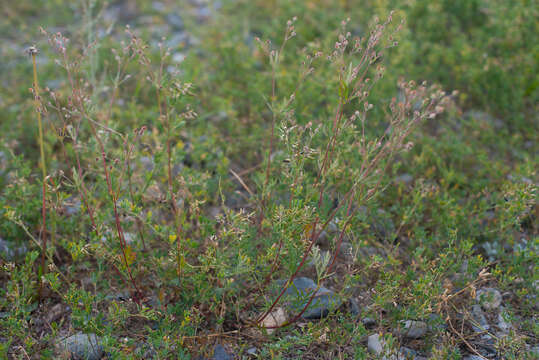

{"left": 0, "top": 0, "right": 536, "bottom": 359}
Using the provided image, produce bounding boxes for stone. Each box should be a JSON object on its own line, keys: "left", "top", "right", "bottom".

{"left": 349, "top": 298, "right": 360, "bottom": 316}
{"left": 46, "top": 303, "right": 67, "bottom": 324}
{"left": 400, "top": 347, "right": 418, "bottom": 359}
{"left": 476, "top": 288, "right": 502, "bottom": 310}
{"left": 63, "top": 196, "right": 81, "bottom": 216}
{"left": 246, "top": 347, "right": 257, "bottom": 356}
{"left": 280, "top": 277, "right": 341, "bottom": 319}
{"left": 327, "top": 221, "right": 339, "bottom": 234}
{"left": 471, "top": 305, "right": 490, "bottom": 333}
{"left": 56, "top": 333, "right": 103, "bottom": 360}
{"left": 427, "top": 313, "right": 447, "bottom": 332}
{"left": 338, "top": 241, "right": 354, "bottom": 262}
{"left": 395, "top": 173, "right": 414, "bottom": 186}
{"left": 139, "top": 156, "right": 155, "bottom": 172}
{"left": 208, "top": 206, "right": 222, "bottom": 219}
{"left": 315, "top": 230, "right": 330, "bottom": 246}
{"left": 195, "top": 6, "right": 211, "bottom": 21}
{"left": 152, "top": 2, "right": 166, "bottom": 12}
{"left": 166, "top": 14, "right": 184, "bottom": 29}
{"left": 496, "top": 307, "right": 511, "bottom": 333}
{"left": 105, "top": 291, "right": 130, "bottom": 302}
{"left": 367, "top": 334, "right": 405, "bottom": 359}
{"left": 367, "top": 334, "right": 384, "bottom": 355}
{"left": 477, "top": 334, "right": 496, "bottom": 358}
{"left": 212, "top": 344, "right": 233, "bottom": 360}
{"left": 362, "top": 317, "right": 376, "bottom": 327}
{"left": 398, "top": 320, "right": 428, "bottom": 338}
{"left": 0, "top": 237, "right": 27, "bottom": 260}
{"left": 167, "top": 32, "right": 189, "bottom": 49}
{"left": 260, "top": 307, "right": 287, "bottom": 335}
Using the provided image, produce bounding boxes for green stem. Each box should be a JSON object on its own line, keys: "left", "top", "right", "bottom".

{"left": 32, "top": 51, "right": 48, "bottom": 290}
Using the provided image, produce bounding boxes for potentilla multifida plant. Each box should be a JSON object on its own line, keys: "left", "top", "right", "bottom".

{"left": 253, "top": 13, "right": 454, "bottom": 328}
{"left": 36, "top": 23, "right": 196, "bottom": 303}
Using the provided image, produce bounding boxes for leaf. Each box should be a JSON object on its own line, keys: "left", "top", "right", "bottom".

{"left": 124, "top": 245, "right": 136, "bottom": 266}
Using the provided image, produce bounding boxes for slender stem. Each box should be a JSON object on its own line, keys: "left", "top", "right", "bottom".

{"left": 32, "top": 52, "right": 48, "bottom": 290}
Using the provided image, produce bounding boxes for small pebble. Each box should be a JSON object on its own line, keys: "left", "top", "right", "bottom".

{"left": 476, "top": 288, "right": 502, "bottom": 310}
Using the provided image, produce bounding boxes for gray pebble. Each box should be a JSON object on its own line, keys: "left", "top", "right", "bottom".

{"left": 56, "top": 333, "right": 103, "bottom": 360}
{"left": 399, "top": 320, "right": 427, "bottom": 338}
{"left": 212, "top": 344, "right": 233, "bottom": 360}
{"left": 278, "top": 277, "right": 341, "bottom": 319}
{"left": 471, "top": 305, "right": 490, "bottom": 333}
{"left": 476, "top": 288, "right": 502, "bottom": 310}
{"left": 367, "top": 334, "right": 384, "bottom": 355}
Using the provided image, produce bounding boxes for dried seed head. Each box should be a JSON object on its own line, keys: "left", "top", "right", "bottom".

{"left": 26, "top": 45, "right": 39, "bottom": 57}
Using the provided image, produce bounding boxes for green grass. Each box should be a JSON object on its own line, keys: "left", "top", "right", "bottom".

{"left": 0, "top": 0, "right": 537, "bottom": 359}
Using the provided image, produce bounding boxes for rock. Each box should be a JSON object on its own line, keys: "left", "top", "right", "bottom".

{"left": 471, "top": 305, "right": 490, "bottom": 333}
{"left": 400, "top": 347, "right": 420, "bottom": 359}
{"left": 480, "top": 241, "right": 498, "bottom": 261}
{"left": 139, "top": 156, "right": 155, "bottom": 172}
{"left": 313, "top": 221, "right": 340, "bottom": 247}
{"left": 349, "top": 298, "right": 360, "bottom": 316}
{"left": 496, "top": 307, "right": 511, "bottom": 333}
{"left": 212, "top": 344, "right": 233, "bottom": 360}
{"left": 338, "top": 241, "right": 354, "bottom": 262}
{"left": 63, "top": 196, "right": 81, "bottom": 216}
{"left": 463, "top": 356, "right": 484, "bottom": 360}
{"left": 476, "top": 288, "right": 502, "bottom": 310}
{"left": 316, "top": 230, "right": 330, "bottom": 246}
{"left": 152, "top": 1, "right": 166, "bottom": 12}
{"left": 167, "top": 32, "right": 189, "bottom": 49}
{"left": 395, "top": 173, "right": 414, "bottom": 186}
{"left": 280, "top": 277, "right": 341, "bottom": 319}
{"left": 367, "top": 334, "right": 405, "bottom": 359}
{"left": 46, "top": 303, "right": 67, "bottom": 324}
{"left": 327, "top": 220, "right": 339, "bottom": 234}
{"left": 398, "top": 320, "right": 428, "bottom": 339}
{"left": 56, "top": 333, "right": 103, "bottom": 360}
{"left": 208, "top": 206, "right": 222, "bottom": 219}
{"left": 367, "top": 334, "right": 384, "bottom": 355}
{"left": 166, "top": 14, "right": 184, "bottom": 29}
{"left": 195, "top": 6, "right": 211, "bottom": 21}
{"left": 427, "top": 313, "right": 447, "bottom": 332}
{"left": 477, "top": 334, "right": 496, "bottom": 358}
{"left": 260, "top": 307, "right": 287, "bottom": 335}
{"left": 0, "top": 237, "right": 27, "bottom": 260}
{"left": 362, "top": 317, "right": 376, "bottom": 327}
{"left": 105, "top": 291, "right": 130, "bottom": 302}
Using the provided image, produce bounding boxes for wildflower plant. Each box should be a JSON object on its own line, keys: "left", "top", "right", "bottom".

{"left": 0, "top": 0, "right": 536, "bottom": 358}
{"left": 244, "top": 13, "right": 453, "bottom": 327}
